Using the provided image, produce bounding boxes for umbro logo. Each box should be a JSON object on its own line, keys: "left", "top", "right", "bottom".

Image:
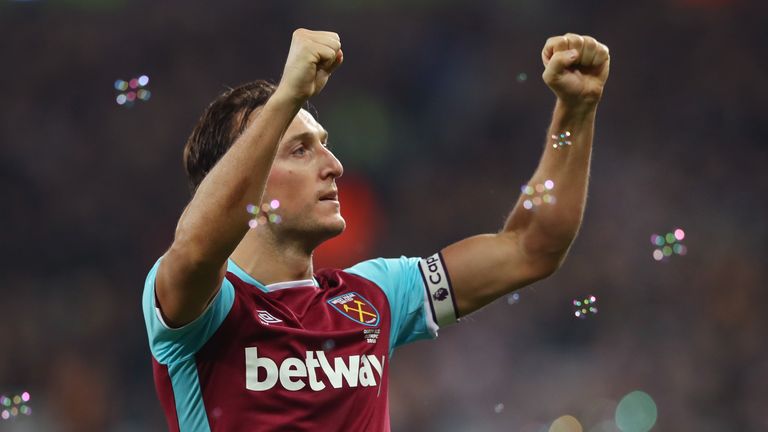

{"left": 257, "top": 310, "right": 283, "bottom": 325}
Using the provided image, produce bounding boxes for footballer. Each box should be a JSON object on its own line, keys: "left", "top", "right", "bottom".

{"left": 142, "top": 29, "right": 610, "bottom": 431}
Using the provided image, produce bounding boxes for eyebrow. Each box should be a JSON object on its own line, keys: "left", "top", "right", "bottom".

{"left": 285, "top": 130, "right": 329, "bottom": 144}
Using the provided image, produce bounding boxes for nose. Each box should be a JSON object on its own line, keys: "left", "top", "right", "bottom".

{"left": 320, "top": 146, "right": 344, "bottom": 180}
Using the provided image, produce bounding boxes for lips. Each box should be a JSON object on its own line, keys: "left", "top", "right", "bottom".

{"left": 319, "top": 190, "right": 338, "bottom": 201}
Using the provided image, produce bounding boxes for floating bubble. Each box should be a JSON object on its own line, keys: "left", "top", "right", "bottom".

{"left": 1, "top": 397, "right": 10, "bottom": 407}
{"left": 516, "top": 72, "right": 528, "bottom": 82}
{"left": 551, "top": 131, "right": 573, "bottom": 149}
{"left": 549, "top": 414, "right": 583, "bottom": 432}
{"left": 137, "top": 89, "right": 151, "bottom": 101}
{"left": 20, "top": 393, "right": 29, "bottom": 403}
{"left": 250, "top": 200, "right": 282, "bottom": 224}
{"left": 507, "top": 292, "right": 520, "bottom": 304}
{"left": 12, "top": 396, "right": 20, "bottom": 405}
{"left": 1, "top": 410, "right": 8, "bottom": 420}
{"left": 9, "top": 407, "right": 17, "bottom": 416}
{"left": 494, "top": 403, "right": 505, "bottom": 413}
{"left": 615, "top": 390, "right": 657, "bottom": 432}
{"left": 19, "top": 406, "right": 30, "bottom": 415}
{"left": 115, "top": 75, "right": 151, "bottom": 107}
{"left": 322, "top": 339, "right": 335, "bottom": 351}
{"left": 573, "top": 295, "right": 598, "bottom": 319}
{"left": 651, "top": 228, "right": 687, "bottom": 262}
{"left": 114, "top": 80, "right": 128, "bottom": 91}
{"left": 522, "top": 183, "right": 555, "bottom": 209}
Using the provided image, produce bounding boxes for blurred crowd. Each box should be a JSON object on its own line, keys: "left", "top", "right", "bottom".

{"left": 1, "top": 0, "right": 766, "bottom": 430}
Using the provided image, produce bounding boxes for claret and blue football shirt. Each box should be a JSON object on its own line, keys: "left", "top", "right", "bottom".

{"left": 141, "top": 253, "right": 457, "bottom": 431}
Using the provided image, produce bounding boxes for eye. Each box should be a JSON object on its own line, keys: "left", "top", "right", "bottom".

{"left": 292, "top": 146, "right": 307, "bottom": 157}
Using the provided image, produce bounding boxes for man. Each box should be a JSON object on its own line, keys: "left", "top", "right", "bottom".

{"left": 142, "top": 29, "right": 610, "bottom": 431}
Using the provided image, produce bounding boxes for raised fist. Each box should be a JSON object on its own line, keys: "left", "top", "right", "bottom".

{"left": 276, "top": 29, "right": 343, "bottom": 103}
{"left": 541, "top": 33, "right": 610, "bottom": 108}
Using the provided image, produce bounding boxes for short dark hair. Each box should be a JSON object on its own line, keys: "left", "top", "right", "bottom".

{"left": 183, "top": 80, "right": 277, "bottom": 194}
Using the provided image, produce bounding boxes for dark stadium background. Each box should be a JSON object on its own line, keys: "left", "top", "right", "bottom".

{"left": 1, "top": 0, "right": 766, "bottom": 430}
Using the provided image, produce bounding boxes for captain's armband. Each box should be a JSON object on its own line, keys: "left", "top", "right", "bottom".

{"left": 418, "top": 252, "right": 459, "bottom": 327}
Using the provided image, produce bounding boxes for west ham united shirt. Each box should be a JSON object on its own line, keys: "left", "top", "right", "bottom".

{"left": 141, "top": 253, "right": 456, "bottom": 431}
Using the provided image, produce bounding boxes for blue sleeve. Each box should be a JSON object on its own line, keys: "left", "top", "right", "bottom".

{"left": 141, "top": 256, "right": 235, "bottom": 365}
{"left": 345, "top": 256, "right": 438, "bottom": 354}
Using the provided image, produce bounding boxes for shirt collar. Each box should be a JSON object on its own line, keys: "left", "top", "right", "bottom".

{"left": 227, "top": 259, "right": 319, "bottom": 292}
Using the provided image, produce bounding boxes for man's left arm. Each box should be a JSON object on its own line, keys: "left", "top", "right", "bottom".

{"left": 441, "top": 33, "right": 610, "bottom": 316}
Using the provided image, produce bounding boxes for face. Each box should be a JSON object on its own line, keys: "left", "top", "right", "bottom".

{"left": 260, "top": 109, "right": 345, "bottom": 245}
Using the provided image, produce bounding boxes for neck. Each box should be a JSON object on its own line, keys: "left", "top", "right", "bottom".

{"left": 230, "top": 229, "right": 315, "bottom": 285}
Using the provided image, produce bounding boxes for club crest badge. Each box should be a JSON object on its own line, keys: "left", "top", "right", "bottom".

{"left": 327, "top": 292, "right": 380, "bottom": 327}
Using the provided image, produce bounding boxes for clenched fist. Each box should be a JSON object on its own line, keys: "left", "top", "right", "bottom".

{"left": 542, "top": 33, "right": 610, "bottom": 109}
{"left": 276, "top": 29, "right": 343, "bottom": 103}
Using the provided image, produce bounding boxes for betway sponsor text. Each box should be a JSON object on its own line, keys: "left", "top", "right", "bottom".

{"left": 245, "top": 348, "right": 385, "bottom": 392}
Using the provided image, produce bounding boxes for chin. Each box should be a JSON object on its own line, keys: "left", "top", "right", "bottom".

{"left": 283, "top": 213, "right": 346, "bottom": 245}
{"left": 325, "top": 216, "right": 346, "bottom": 237}
{"left": 302, "top": 216, "right": 346, "bottom": 241}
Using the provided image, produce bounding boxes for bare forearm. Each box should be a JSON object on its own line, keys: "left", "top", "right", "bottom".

{"left": 173, "top": 91, "right": 303, "bottom": 263}
{"left": 439, "top": 34, "right": 609, "bottom": 316}
{"left": 503, "top": 100, "right": 597, "bottom": 256}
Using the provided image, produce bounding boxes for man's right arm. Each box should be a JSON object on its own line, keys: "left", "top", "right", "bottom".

{"left": 155, "top": 29, "right": 343, "bottom": 327}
